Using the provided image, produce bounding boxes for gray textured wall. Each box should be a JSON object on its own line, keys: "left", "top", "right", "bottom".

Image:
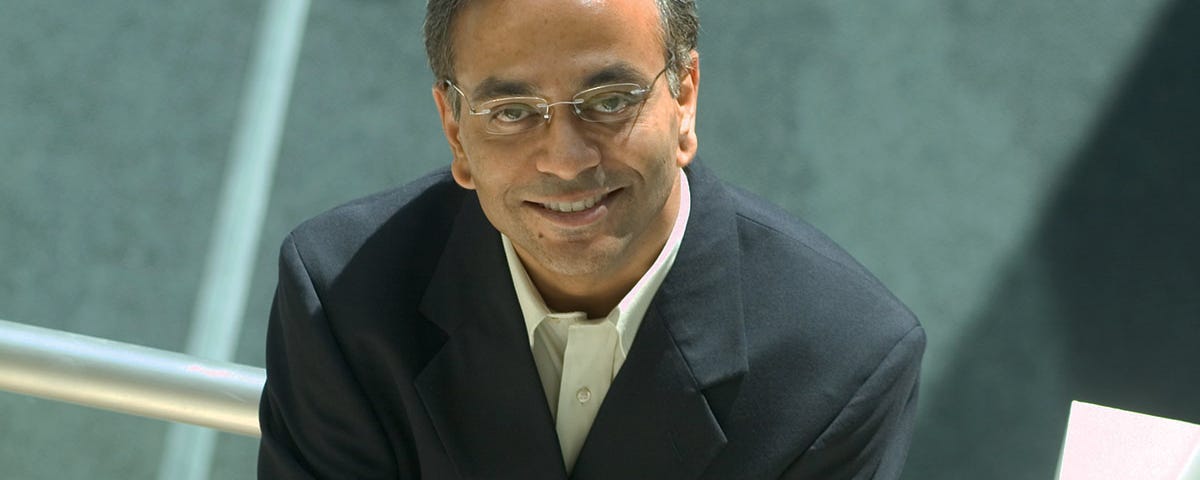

{"left": 2, "top": 1, "right": 1196, "bottom": 478}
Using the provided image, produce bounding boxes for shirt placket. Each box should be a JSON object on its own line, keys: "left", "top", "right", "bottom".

{"left": 555, "top": 319, "right": 618, "bottom": 471}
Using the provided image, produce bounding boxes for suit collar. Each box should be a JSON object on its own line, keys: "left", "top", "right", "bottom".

{"left": 417, "top": 161, "right": 747, "bottom": 479}
{"left": 654, "top": 161, "right": 748, "bottom": 390}
{"left": 417, "top": 197, "right": 567, "bottom": 479}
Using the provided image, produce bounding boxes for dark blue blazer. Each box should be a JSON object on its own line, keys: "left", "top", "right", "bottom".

{"left": 258, "top": 162, "right": 925, "bottom": 479}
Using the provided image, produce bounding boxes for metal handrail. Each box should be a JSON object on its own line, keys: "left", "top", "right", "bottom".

{"left": 0, "top": 318, "right": 264, "bottom": 437}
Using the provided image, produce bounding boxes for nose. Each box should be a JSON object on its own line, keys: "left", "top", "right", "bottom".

{"left": 534, "top": 105, "right": 600, "bottom": 180}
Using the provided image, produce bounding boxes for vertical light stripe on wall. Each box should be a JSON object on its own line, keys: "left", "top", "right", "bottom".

{"left": 157, "top": 0, "right": 311, "bottom": 479}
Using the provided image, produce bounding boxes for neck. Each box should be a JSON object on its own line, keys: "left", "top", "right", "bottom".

{"left": 524, "top": 247, "right": 661, "bottom": 318}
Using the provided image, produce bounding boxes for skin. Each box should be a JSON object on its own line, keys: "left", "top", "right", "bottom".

{"left": 433, "top": 0, "right": 700, "bottom": 317}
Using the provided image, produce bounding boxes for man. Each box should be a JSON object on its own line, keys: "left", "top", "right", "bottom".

{"left": 258, "top": 0, "right": 925, "bottom": 478}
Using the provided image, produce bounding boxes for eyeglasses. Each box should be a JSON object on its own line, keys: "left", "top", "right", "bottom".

{"left": 443, "top": 66, "right": 669, "bottom": 136}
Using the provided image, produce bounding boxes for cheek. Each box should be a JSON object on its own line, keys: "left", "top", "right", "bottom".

{"left": 613, "top": 115, "right": 678, "bottom": 163}
{"left": 637, "top": 125, "right": 682, "bottom": 177}
{"left": 458, "top": 138, "right": 500, "bottom": 184}
{"left": 471, "top": 176, "right": 522, "bottom": 237}
{"left": 465, "top": 156, "right": 520, "bottom": 212}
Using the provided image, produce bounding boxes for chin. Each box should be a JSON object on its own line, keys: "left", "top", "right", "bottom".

{"left": 537, "top": 243, "right": 624, "bottom": 278}
{"left": 541, "top": 253, "right": 615, "bottom": 278}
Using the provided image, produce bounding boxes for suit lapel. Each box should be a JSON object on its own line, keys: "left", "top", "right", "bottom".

{"left": 571, "top": 162, "right": 749, "bottom": 480}
{"left": 416, "top": 195, "right": 567, "bottom": 479}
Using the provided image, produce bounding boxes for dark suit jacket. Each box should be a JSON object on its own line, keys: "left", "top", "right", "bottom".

{"left": 258, "top": 162, "right": 925, "bottom": 479}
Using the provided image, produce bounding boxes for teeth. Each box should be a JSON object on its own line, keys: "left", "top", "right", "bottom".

{"left": 543, "top": 193, "right": 605, "bottom": 213}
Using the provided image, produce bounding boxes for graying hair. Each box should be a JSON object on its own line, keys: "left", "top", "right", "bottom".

{"left": 423, "top": 0, "right": 698, "bottom": 112}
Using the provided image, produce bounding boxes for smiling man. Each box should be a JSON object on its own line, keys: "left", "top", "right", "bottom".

{"left": 437, "top": 0, "right": 689, "bottom": 321}
{"left": 258, "top": 1, "right": 925, "bottom": 479}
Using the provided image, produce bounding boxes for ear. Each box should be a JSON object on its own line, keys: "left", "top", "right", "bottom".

{"left": 433, "top": 83, "right": 476, "bottom": 190}
{"left": 674, "top": 50, "right": 700, "bottom": 168}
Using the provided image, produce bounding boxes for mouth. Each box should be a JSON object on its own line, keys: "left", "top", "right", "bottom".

{"left": 528, "top": 189, "right": 621, "bottom": 228}
{"left": 540, "top": 191, "right": 609, "bottom": 213}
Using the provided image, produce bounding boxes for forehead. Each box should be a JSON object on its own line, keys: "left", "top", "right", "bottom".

{"left": 450, "top": 0, "right": 664, "bottom": 86}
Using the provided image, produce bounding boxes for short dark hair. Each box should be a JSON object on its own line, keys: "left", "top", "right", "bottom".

{"left": 424, "top": 0, "right": 698, "bottom": 110}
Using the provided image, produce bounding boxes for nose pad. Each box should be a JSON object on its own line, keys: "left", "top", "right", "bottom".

{"left": 539, "top": 99, "right": 584, "bottom": 124}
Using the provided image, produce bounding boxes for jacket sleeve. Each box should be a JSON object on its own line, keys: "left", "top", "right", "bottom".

{"left": 257, "top": 234, "right": 400, "bottom": 479}
{"left": 782, "top": 325, "right": 926, "bottom": 480}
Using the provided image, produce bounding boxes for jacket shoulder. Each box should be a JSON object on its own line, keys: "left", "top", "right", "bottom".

{"left": 284, "top": 169, "right": 462, "bottom": 277}
{"left": 727, "top": 183, "right": 920, "bottom": 357}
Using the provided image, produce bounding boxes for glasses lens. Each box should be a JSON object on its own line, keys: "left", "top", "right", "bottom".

{"left": 461, "top": 80, "right": 654, "bottom": 135}
{"left": 476, "top": 98, "right": 544, "bottom": 135}
{"left": 575, "top": 84, "right": 648, "bottom": 123}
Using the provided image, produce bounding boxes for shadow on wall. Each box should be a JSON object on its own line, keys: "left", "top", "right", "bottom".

{"left": 905, "top": 1, "right": 1200, "bottom": 478}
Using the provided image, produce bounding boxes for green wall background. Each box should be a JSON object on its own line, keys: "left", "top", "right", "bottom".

{"left": 2, "top": 1, "right": 1196, "bottom": 478}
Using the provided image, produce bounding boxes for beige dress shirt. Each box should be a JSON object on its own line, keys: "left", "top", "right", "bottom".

{"left": 501, "top": 170, "right": 692, "bottom": 473}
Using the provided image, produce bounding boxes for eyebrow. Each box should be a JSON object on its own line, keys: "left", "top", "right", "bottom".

{"left": 470, "top": 78, "right": 538, "bottom": 101}
{"left": 582, "top": 62, "right": 650, "bottom": 88}
{"left": 468, "top": 62, "right": 652, "bottom": 101}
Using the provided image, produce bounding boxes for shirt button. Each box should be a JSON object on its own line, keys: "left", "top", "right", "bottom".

{"left": 576, "top": 387, "right": 592, "bottom": 404}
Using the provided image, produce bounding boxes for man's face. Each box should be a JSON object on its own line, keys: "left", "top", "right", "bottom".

{"left": 434, "top": 0, "right": 699, "bottom": 284}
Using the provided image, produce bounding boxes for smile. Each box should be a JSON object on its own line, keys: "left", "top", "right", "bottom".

{"left": 541, "top": 192, "right": 608, "bottom": 213}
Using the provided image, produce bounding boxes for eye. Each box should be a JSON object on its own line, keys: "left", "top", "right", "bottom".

{"left": 490, "top": 103, "right": 538, "bottom": 123}
{"left": 585, "top": 92, "right": 637, "bottom": 114}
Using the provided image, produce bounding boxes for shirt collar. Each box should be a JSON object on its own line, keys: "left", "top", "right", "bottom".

{"left": 503, "top": 169, "right": 693, "bottom": 355}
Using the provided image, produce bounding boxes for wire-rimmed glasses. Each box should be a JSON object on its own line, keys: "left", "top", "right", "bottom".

{"left": 443, "top": 66, "right": 669, "bottom": 136}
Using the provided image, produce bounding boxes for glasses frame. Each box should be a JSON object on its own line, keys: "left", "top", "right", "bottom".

{"left": 443, "top": 65, "right": 670, "bottom": 136}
